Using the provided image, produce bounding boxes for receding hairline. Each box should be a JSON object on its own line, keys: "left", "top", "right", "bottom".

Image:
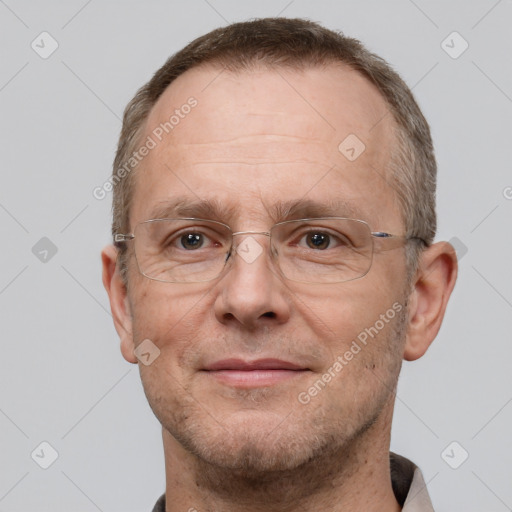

{"left": 139, "top": 58, "right": 394, "bottom": 146}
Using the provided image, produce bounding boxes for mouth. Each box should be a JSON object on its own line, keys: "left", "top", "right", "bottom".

{"left": 202, "top": 358, "right": 311, "bottom": 388}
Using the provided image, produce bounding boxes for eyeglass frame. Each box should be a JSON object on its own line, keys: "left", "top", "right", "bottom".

{"left": 114, "top": 217, "right": 427, "bottom": 284}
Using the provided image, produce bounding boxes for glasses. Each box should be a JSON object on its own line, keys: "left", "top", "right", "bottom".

{"left": 114, "top": 217, "right": 425, "bottom": 284}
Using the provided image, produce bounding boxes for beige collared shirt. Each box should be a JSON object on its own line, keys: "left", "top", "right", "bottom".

{"left": 391, "top": 452, "right": 435, "bottom": 511}
{"left": 151, "top": 452, "right": 435, "bottom": 511}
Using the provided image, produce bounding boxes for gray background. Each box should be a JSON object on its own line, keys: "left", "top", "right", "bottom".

{"left": 1, "top": 0, "right": 511, "bottom": 510}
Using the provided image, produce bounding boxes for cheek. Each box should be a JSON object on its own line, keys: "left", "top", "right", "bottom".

{"left": 301, "top": 279, "right": 406, "bottom": 363}
{"left": 130, "top": 288, "right": 204, "bottom": 406}
{"left": 290, "top": 280, "right": 388, "bottom": 337}
{"left": 129, "top": 282, "right": 217, "bottom": 370}
{"left": 131, "top": 279, "right": 199, "bottom": 333}
{"left": 318, "top": 305, "right": 406, "bottom": 411}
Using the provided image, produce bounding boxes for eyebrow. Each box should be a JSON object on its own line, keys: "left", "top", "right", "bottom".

{"left": 146, "top": 196, "right": 366, "bottom": 224}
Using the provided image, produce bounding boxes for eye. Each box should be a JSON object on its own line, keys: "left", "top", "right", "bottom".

{"left": 297, "top": 230, "right": 349, "bottom": 250}
{"left": 304, "top": 232, "right": 330, "bottom": 250}
{"left": 179, "top": 232, "right": 206, "bottom": 250}
{"left": 163, "top": 227, "right": 226, "bottom": 252}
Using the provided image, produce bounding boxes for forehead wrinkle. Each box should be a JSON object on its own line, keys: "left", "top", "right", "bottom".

{"left": 155, "top": 137, "right": 330, "bottom": 166}
{"left": 174, "top": 134, "right": 328, "bottom": 146}
{"left": 145, "top": 196, "right": 368, "bottom": 226}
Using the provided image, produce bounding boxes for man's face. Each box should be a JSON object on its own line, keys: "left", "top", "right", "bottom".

{"left": 124, "top": 64, "right": 410, "bottom": 474}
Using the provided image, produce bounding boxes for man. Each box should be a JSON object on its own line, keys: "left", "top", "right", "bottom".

{"left": 102, "top": 18, "right": 457, "bottom": 511}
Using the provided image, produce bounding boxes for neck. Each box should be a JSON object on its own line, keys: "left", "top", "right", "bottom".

{"left": 161, "top": 402, "right": 401, "bottom": 512}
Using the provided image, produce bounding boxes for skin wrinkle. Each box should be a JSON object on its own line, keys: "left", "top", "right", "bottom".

{"left": 160, "top": 138, "right": 386, "bottom": 175}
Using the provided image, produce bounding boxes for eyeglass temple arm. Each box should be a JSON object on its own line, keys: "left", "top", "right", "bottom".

{"left": 114, "top": 234, "right": 134, "bottom": 243}
{"left": 371, "top": 232, "right": 428, "bottom": 251}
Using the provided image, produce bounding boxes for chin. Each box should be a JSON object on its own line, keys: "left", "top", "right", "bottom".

{"left": 164, "top": 406, "right": 355, "bottom": 476}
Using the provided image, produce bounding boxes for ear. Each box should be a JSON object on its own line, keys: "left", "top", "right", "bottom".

{"left": 403, "top": 241, "right": 458, "bottom": 361}
{"left": 101, "top": 245, "right": 137, "bottom": 364}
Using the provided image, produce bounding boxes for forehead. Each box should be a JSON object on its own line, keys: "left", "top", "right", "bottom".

{"left": 130, "top": 63, "right": 401, "bottom": 230}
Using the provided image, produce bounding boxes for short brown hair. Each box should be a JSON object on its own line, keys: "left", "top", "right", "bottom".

{"left": 112, "top": 17, "right": 436, "bottom": 285}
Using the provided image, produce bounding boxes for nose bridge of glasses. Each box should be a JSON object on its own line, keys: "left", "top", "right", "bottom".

{"left": 230, "top": 230, "right": 275, "bottom": 264}
{"left": 231, "top": 230, "right": 272, "bottom": 251}
{"left": 232, "top": 230, "right": 272, "bottom": 249}
{"left": 231, "top": 230, "right": 271, "bottom": 237}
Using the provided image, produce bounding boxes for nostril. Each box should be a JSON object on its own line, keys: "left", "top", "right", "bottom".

{"left": 262, "top": 312, "right": 276, "bottom": 319}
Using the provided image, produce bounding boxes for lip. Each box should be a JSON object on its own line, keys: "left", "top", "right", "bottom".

{"left": 204, "top": 358, "right": 306, "bottom": 371}
{"left": 202, "top": 358, "right": 310, "bottom": 388}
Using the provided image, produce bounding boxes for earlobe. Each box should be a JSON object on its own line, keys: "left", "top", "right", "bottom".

{"left": 403, "top": 241, "right": 458, "bottom": 361}
{"left": 101, "top": 245, "right": 137, "bottom": 364}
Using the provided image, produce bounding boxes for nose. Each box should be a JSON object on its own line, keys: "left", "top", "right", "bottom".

{"left": 213, "top": 232, "right": 291, "bottom": 330}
